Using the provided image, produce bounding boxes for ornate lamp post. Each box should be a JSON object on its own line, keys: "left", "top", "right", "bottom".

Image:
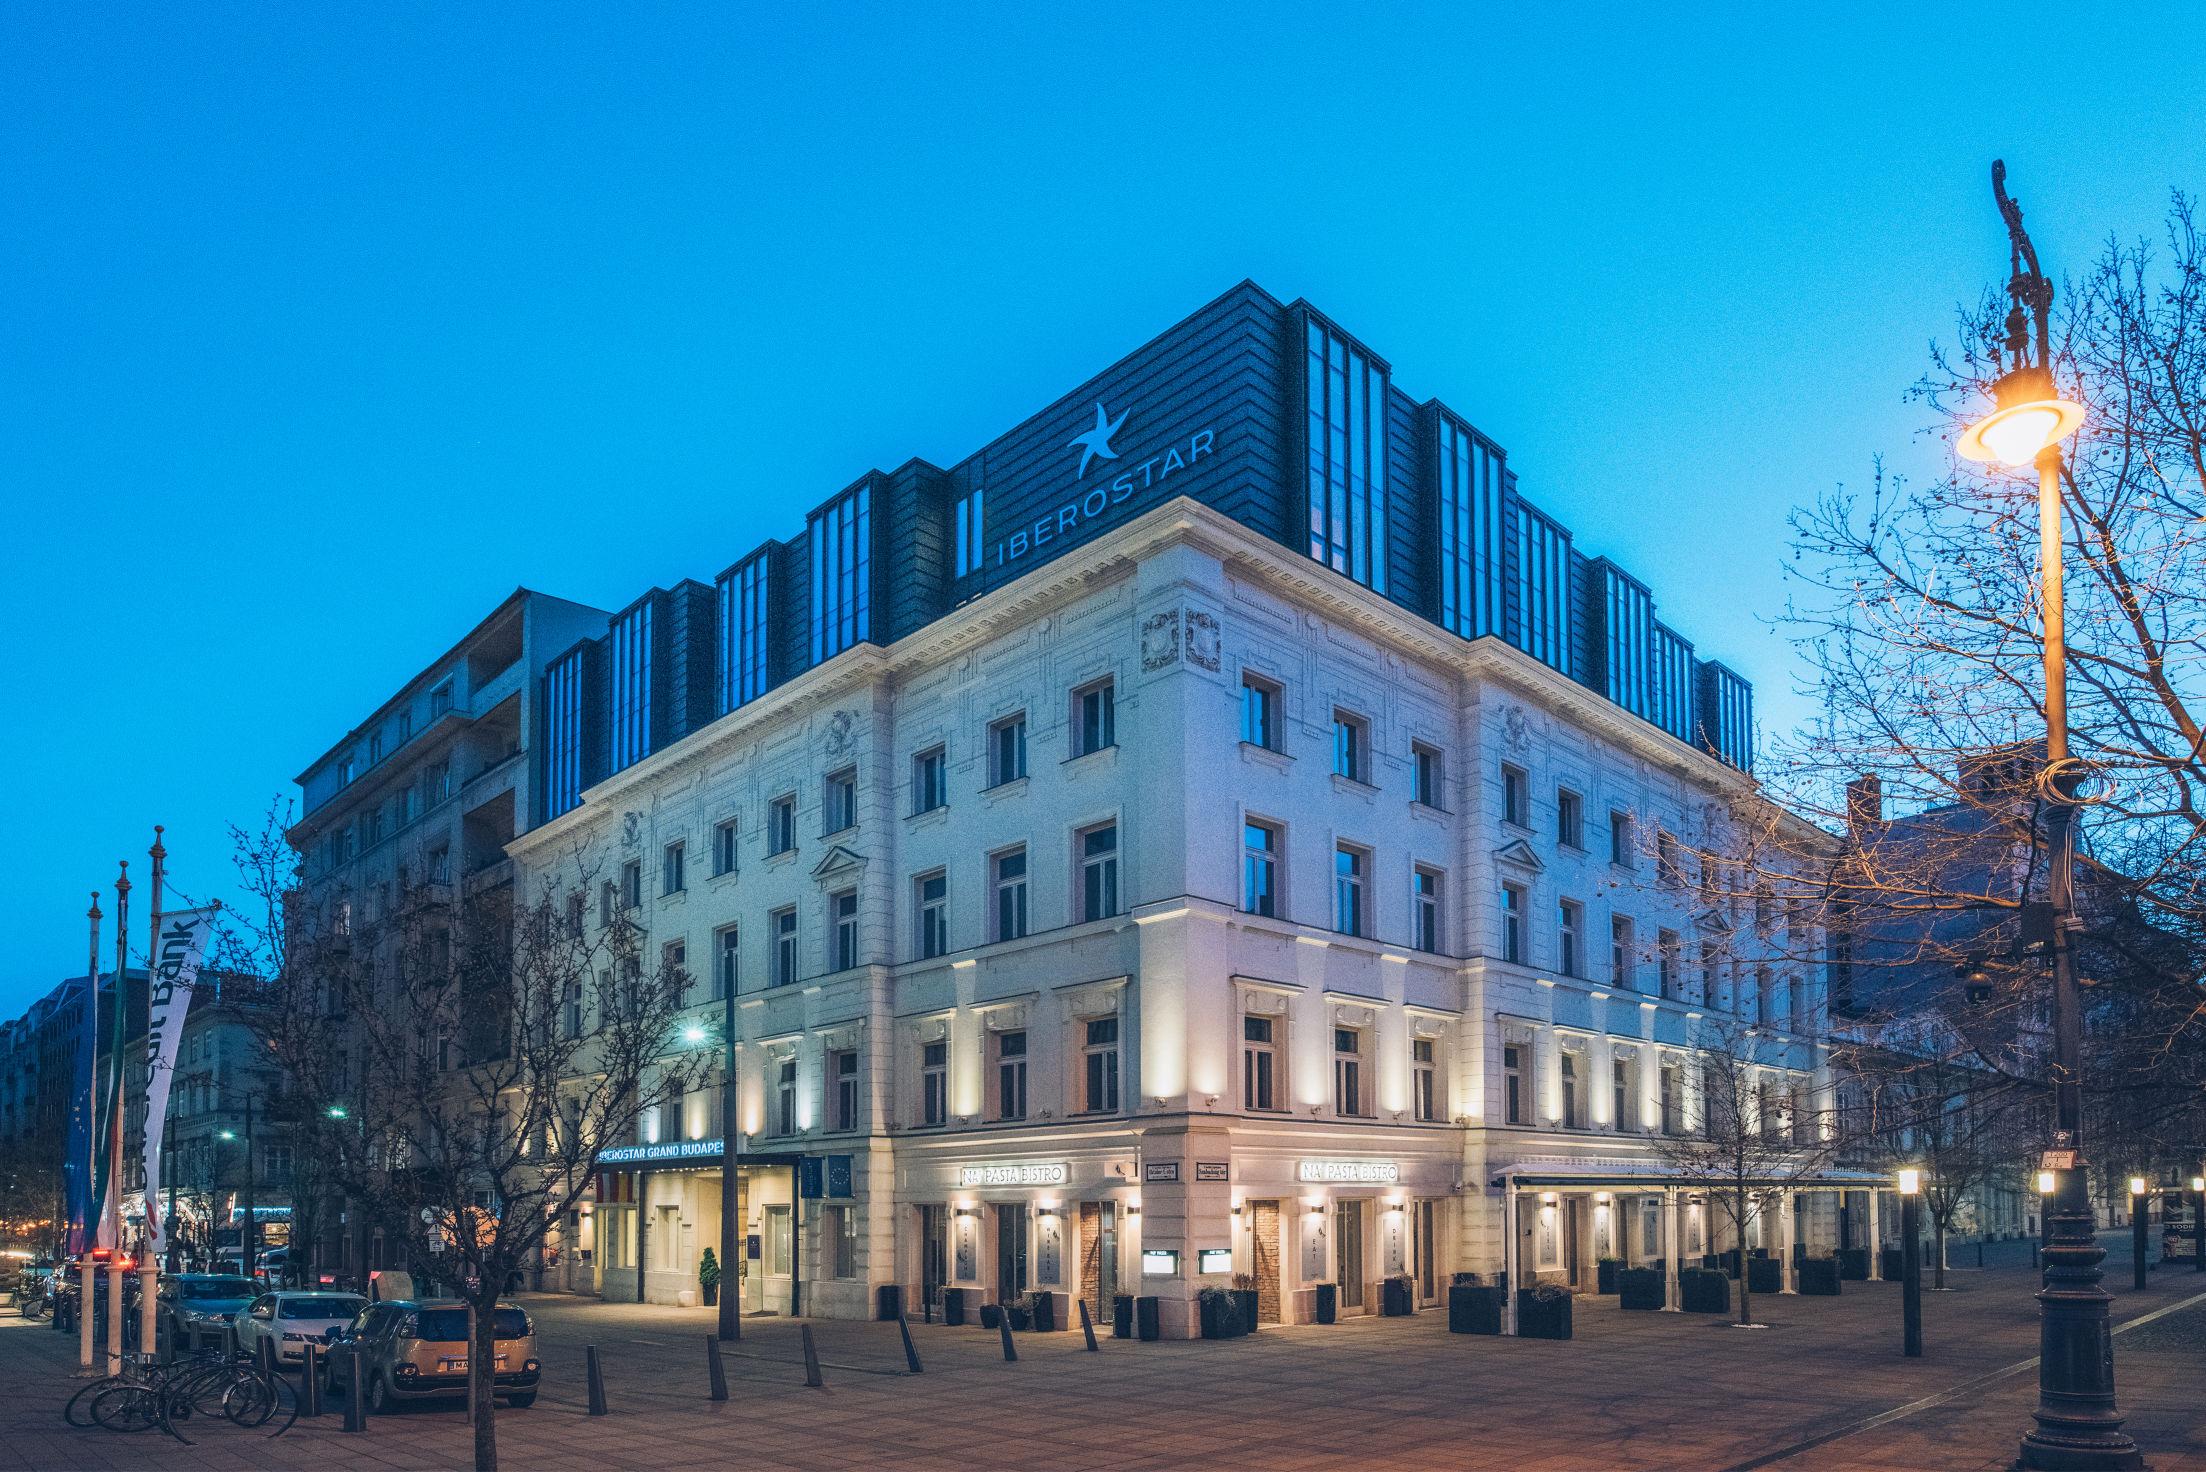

{"left": 1897, "top": 1168, "right": 1923, "bottom": 1358}
{"left": 2127, "top": 1177, "right": 2148, "bottom": 1291}
{"left": 1957, "top": 160, "right": 2139, "bottom": 1471}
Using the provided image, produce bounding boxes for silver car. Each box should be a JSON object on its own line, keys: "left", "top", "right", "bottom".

{"left": 232, "top": 1290, "right": 367, "bottom": 1366}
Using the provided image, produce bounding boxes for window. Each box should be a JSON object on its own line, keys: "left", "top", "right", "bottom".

{"left": 1304, "top": 316, "right": 1388, "bottom": 591}
{"left": 988, "top": 713, "right": 1028, "bottom": 786}
{"left": 1331, "top": 709, "right": 1370, "bottom": 783}
{"left": 1333, "top": 844, "right": 1367, "bottom": 937}
{"left": 825, "top": 1203, "right": 857, "bottom": 1278}
{"left": 1557, "top": 789, "right": 1584, "bottom": 850}
{"left": 1657, "top": 929, "right": 1680, "bottom": 999}
{"left": 775, "top": 1058, "right": 798, "bottom": 1136}
{"left": 1078, "top": 823, "right": 1119, "bottom": 922}
{"left": 994, "top": 1030, "right": 1028, "bottom": 1121}
{"left": 1240, "top": 674, "right": 1282, "bottom": 750}
{"left": 1558, "top": 899, "right": 1584, "bottom": 977}
{"left": 717, "top": 551, "right": 773, "bottom": 713}
{"left": 1660, "top": 1060, "right": 1684, "bottom": 1135}
{"left": 992, "top": 847, "right": 1029, "bottom": 941}
{"left": 1412, "top": 866, "right": 1442, "bottom": 952}
{"left": 338, "top": 755, "right": 354, "bottom": 786}
{"left": 1242, "top": 820, "right": 1280, "bottom": 917}
{"left": 1611, "top": 915, "right": 1635, "bottom": 990}
{"left": 772, "top": 907, "right": 798, "bottom": 987}
{"left": 1613, "top": 1054, "right": 1635, "bottom": 1131}
{"left": 1700, "top": 941, "right": 1721, "bottom": 1008}
{"left": 1500, "top": 883, "right": 1526, "bottom": 964}
{"left": 1437, "top": 411, "right": 1505, "bottom": 640}
{"left": 1073, "top": 679, "right": 1116, "bottom": 757}
{"left": 832, "top": 1049, "right": 859, "bottom": 1132}
{"left": 562, "top": 977, "right": 583, "bottom": 1038}
{"left": 1412, "top": 742, "right": 1443, "bottom": 808}
{"left": 1754, "top": 965, "right": 1772, "bottom": 1024}
{"left": 1333, "top": 1027, "right": 1364, "bottom": 1116}
{"left": 429, "top": 679, "right": 453, "bottom": 719}
{"left": 921, "top": 1040, "right": 948, "bottom": 1126}
{"left": 1242, "top": 1014, "right": 1278, "bottom": 1111}
{"left": 824, "top": 768, "right": 857, "bottom": 834}
{"left": 912, "top": 746, "right": 947, "bottom": 815}
{"left": 809, "top": 481, "right": 872, "bottom": 663}
{"left": 1503, "top": 1043, "right": 1525, "bottom": 1125}
{"left": 609, "top": 597, "right": 656, "bottom": 772}
{"left": 1656, "top": 831, "right": 1683, "bottom": 887}
{"left": 832, "top": 890, "right": 860, "bottom": 971}
{"left": 663, "top": 939, "right": 688, "bottom": 1004}
{"left": 714, "top": 926, "right": 739, "bottom": 999}
{"left": 768, "top": 796, "right": 796, "bottom": 856}
{"left": 713, "top": 818, "right": 738, "bottom": 877}
{"left": 1082, "top": 1018, "right": 1119, "bottom": 1113}
{"left": 621, "top": 860, "right": 642, "bottom": 911}
{"left": 368, "top": 731, "right": 383, "bottom": 766}
{"left": 951, "top": 488, "right": 985, "bottom": 579}
{"left": 662, "top": 841, "right": 685, "bottom": 896}
{"left": 426, "top": 760, "right": 452, "bottom": 804}
{"left": 1412, "top": 1038, "right": 1438, "bottom": 1122}
{"left": 1560, "top": 1051, "right": 1582, "bottom": 1129}
{"left": 1501, "top": 764, "right": 1529, "bottom": 828}
{"left": 915, "top": 871, "right": 948, "bottom": 960}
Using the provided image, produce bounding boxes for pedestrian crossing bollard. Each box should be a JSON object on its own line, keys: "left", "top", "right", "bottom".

{"left": 343, "top": 1346, "right": 366, "bottom": 1432}
{"left": 997, "top": 1313, "right": 1018, "bottom": 1363}
{"left": 586, "top": 1344, "right": 608, "bottom": 1415}
{"left": 896, "top": 1310, "right": 923, "bottom": 1374}
{"left": 256, "top": 1336, "right": 277, "bottom": 1377}
{"left": 1077, "top": 1298, "right": 1100, "bottom": 1352}
{"left": 706, "top": 1334, "right": 727, "bottom": 1401}
{"left": 301, "top": 1343, "right": 322, "bottom": 1417}
{"left": 800, "top": 1324, "right": 825, "bottom": 1388}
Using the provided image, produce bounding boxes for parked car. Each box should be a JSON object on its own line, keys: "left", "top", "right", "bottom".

{"left": 324, "top": 1300, "right": 540, "bottom": 1411}
{"left": 230, "top": 1290, "right": 365, "bottom": 1366}
{"left": 157, "top": 1273, "right": 261, "bottom": 1353}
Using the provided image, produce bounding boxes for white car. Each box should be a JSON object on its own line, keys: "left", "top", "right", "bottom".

{"left": 231, "top": 1290, "right": 367, "bottom": 1367}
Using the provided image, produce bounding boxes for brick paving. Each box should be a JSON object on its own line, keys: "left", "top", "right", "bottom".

{"left": 3, "top": 1239, "right": 2201, "bottom": 1470}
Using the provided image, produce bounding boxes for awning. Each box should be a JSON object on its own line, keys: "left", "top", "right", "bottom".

{"left": 1490, "top": 1159, "right": 1893, "bottom": 1191}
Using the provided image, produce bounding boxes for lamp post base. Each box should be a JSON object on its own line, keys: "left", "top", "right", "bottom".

{"left": 2017, "top": 1181, "right": 2143, "bottom": 1471}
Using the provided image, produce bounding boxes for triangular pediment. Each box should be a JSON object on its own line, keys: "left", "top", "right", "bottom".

{"left": 1493, "top": 839, "right": 1546, "bottom": 874}
{"left": 1692, "top": 907, "right": 1733, "bottom": 935}
{"left": 810, "top": 844, "right": 867, "bottom": 881}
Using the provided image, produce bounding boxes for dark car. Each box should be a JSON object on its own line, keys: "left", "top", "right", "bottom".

{"left": 157, "top": 1273, "right": 261, "bottom": 1353}
{"left": 324, "top": 1300, "right": 540, "bottom": 1411}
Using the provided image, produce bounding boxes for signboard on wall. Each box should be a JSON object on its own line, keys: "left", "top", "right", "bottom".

{"left": 958, "top": 1161, "right": 1068, "bottom": 1188}
{"left": 1141, "top": 1248, "right": 1180, "bottom": 1277}
{"left": 1197, "top": 1248, "right": 1233, "bottom": 1274}
{"left": 1296, "top": 1159, "right": 1400, "bottom": 1185}
{"left": 1194, "top": 1161, "right": 1229, "bottom": 1182}
{"left": 600, "top": 1138, "right": 724, "bottom": 1168}
{"left": 1143, "top": 1161, "right": 1180, "bottom": 1183}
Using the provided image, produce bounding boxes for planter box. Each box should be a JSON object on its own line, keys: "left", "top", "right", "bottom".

{"left": 1112, "top": 1294, "right": 1133, "bottom": 1340}
{"left": 1680, "top": 1268, "right": 1730, "bottom": 1313}
{"left": 1836, "top": 1248, "right": 1870, "bottom": 1281}
{"left": 1596, "top": 1260, "right": 1621, "bottom": 1294}
{"left": 1232, "top": 1289, "right": 1260, "bottom": 1333}
{"left": 1199, "top": 1293, "right": 1245, "bottom": 1339}
{"left": 1516, "top": 1290, "right": 1573, "bottom": 1340}
{"left": 875, "top": 1284, "right": 903, "bottom": 1321}
{"left": 1747, "top": 1257, "right": 1782, "bottom": 1294}
{"left": 1380, "top": 1278, "right": 1415, "bottom": 1316}
{"left": 1314, "top": 1283, "right": 1338, "bottom": 1325}
{"left": 1136, "top": 1296, "right": 1161, "bottom": 1341}
{"left": 1449, "top": 1283, "right": 1504, "bottom": 1334}
{"left": 942, "top": 1288, "right": 968, "bottom": 1327}
{"left": 1799, "top": 1258, "right": 1843, "bottom": 1296}
{"left": 1618, "top": 1267, "right": 1665, "bottom": 1311}
{"left": 979, "top": 1303, "right": 1003, "bottom": 1330}
{"left": 1007, "top": 1304, "right": 1032, "bottom": 1332}
{"left": 1880, "top": 1247, "right": 1904, "bottom": 1282}
{"left": 700, "top": 1282, "right": 719, "bottom": 1307}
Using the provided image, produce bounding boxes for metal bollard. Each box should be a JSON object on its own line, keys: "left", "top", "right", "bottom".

{"left": 997, "top": 1313, "right": 1017, "bottom": 1363}
{"left": 586, "top": 1345, "right": 608, "bottom": 1415}
{"left": 1077, "top": 1298, "right": 1099, "bottom": 1352}
{"left": 301, "top": 1343, "right": 322, "bottom": 1417}
{"left": 343, "top": 1345, "right": 366, "bottom": 1432}
{"left": 706, "top": 1334, "right": 727, "bottom": 1401}
{"left": 257, "top": 1335, "right": 277, "bottom": 1377}
{"left": 800, "top": 1324, "right": 824, "bottom": 1388}
{"left": 896, "top": 1311, "right": 923, "bottom": 1374}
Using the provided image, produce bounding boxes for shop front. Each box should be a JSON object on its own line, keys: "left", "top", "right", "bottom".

{"left": 1226, "top": 1143, "right": 1460, "bottom": 1326}
{"left": 902, "top": 1149, "right": 1139, "bottom": 1329}
{"left": 590, "top": 1139, "right": 807, "bottom": 1312}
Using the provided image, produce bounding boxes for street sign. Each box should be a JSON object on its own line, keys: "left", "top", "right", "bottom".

{"left": 2041, "top": 1150, "right": 2077, "bottom": 1170}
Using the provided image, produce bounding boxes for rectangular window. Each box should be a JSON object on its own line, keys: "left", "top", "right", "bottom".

{"left": 1700, "top": 941, "right": 1721, "bottom": 1008}
{"left": 1514, "top": 502, "right": 1573, "bottom": 675}
{"left": 825, "top": 1203, "right": 857, "bottom": 1278}
{"left": 915, "top": 871, "right": 948, "bottom": 960}
{"left": 1411, "top": 742, "right": 1443, "bottom": 808}
{"left": 1656, "top": 831, "right": 1683, "bottom": 887}
{"left": 988, "top": 713, "right": 1028, "bottom": 786}
{"left": 562, "top": 977, "right": 583, "bottom": 1039}
{"left": 1436, "top": 411, "right": 1504, "bottom": 639}
{"left": 1754, "top": 965, "right": 1772, "bottom": 1025}
{"left": 824, "top": 768, "right": 857, "bottom": 834}
{"left": 832, "top": 889, "right": 860, "bottom": 971}
{"left": 1240, "top": 674, "right": 1282, "bottom": 750}
{"left": 1333, "top": 844, "right": 1367, "bottom": 937}
{"left": 1501, "top": 764, "right": 1529, "bottom": 828}
{"left": 1559, "top": 899, "right": 1584, "bottom": 977}
{"left": 832, "top": 1049, "right": 859, "bottom": 1133}
{"left": 1073, "top": 679, "right": 1116, "bottom": 757}
{"left": 663, "top": 939, "right": 688, "bottom": 1004}
{"left": 715, "top": 925, "right": 739, "bottom": 999}
{"left": 1333, "top": 1027, "right": 1364, "bottom": 1116}
{"left": 1658, "top": 929, "right": 1680, "bottom": 999}
{"left": 1556, "top": 789, "right": 1584, "bottom": 851}
{"left": 1412, "top": 866, "right": 1442, "bottom": 953}
{"left": 809, "top": 480, "right": 872, "bottom": 663}
{"left": 1610, "top": 810, "right": 1634, "bottom": 867}
{"left": 717, "top": 550, "right": 772, "bottom": 712}
{"left": 609, "top": 596, "right": 656, "bottom": 772}
{"left": 662, "top": 840, "right": 685, "bottom": 896}
{"left": 921, "top": 1040, "right": 948, "bottom": 1126}
{"left": 772, "top": 907, "right": 798, "bottom": 987}
{"left": 1331, "top": 709, "right": 1370, "bottom": 783}
{"left": 1242, "top": 820, "right": 1280, "bottom": 917}
{"left": 1304, "top": 316, "right": 1388, "bottom": 591}
{"left": 776, "top": 1058, "right": 798, "bottom": 1136}
{"left": 1560, "top": 1051, "right": 1581, "bottom": 1129}
{"left": 992, "top": 847, "right": 1029, "bottom": 941}
{"left": 621, "top": 860, "right": 642, "bottom": 911}
{"left": 713, "top": 818, "right": 738, "bottom": 877}
{"left": 367, "top": 731, "right": 383, "bottom": 766}
{"left": 1078, "top": 823, "right": 1119, "bottom": 922}
{"left": 1500, "top": 883, "right": 1526, "bottom": 965}
{"left": 1661, "top": 1060, "right": 1684, "bottom": 1135}
{"left": 1613, "top": 1053, "right": 1634, "bottom": 1131}
{"left": 768, "top": 795, "right": 796, "bottom": 855}
{"left": 1242, "top": 1014, "right": 1277, "bottom": 1111}
{"left": 1611, "top": 915, "right": 1635, "bottom": 990}
{"left": 912, "top": 746, "right": 947, "bottom": 815}
{"left": 1412, "top": 1037, "right": 1438, "bottom": 1122}
{"left": 994, "top": 1030, "right": 1028, "bottom": 1121}
{"left": 1082, "top": 1018, "right": 1119, "bottom": 1113}
{"left": 951, "top": 488, "right": 985, "bottom": 580}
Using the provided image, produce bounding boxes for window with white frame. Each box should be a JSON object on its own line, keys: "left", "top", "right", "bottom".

{"left": 713, "top": 818, "right": 738, "bottom": 877}
{"left": 1609, "top": 809, "right": 1634, "bottom": 866}
{"left": 912, "top": 746, "right": 947, "bottom": 815}
{"left": 832, "top": 889, "right": 860, "bottom": 970}
{"left": 993, "top": 1029, "right": 1028, "bottom": 1121}
{"left": 1660, "top": 1058, "right": 1684, "bottom": 1134}
{"left": 1242, "top": 1014, "right": 1278, "bottom": 1111}
{"left": 1333, "top": 843, "right": 1367, "bottom": 937}
{"left": 1332, "top": 708, "right": 1370, "bottom": 783}
{"left": 775, "top": 1058, "right": 798, "bottom": 1136}
{"left": 988, "top": 713, "right": 1027, "bottom": 786}
{"left": 1613, "top": 1051, "right": 1636, "bottom": 1131}
{"left": 1411, "top": 741, "right": 1443, "bottom": 808}
{"left": 1081, "top": 1017, "right": 1119, "bottom": 1113}
{"left": 920, "top": 1039, "right": 948, "bottom": 1126}
{"left": 1556, "top": 788, "right": 1584, "bottom": 850}
{"left": 824, "top": 768, "right": 857, "bottom": 834}
{"left": 1559, "top": 1048, "right": 1583, "bottom": 1128}
{"left": 1073, "top": 678, "right": 1115, "bottom": 757}
{"left": 831, "top": 1048, "right": 860, "bottom": 1132}
{"left": 1077, "top": 823, "right": 1119, "bottom": 921}
{"left": 1501, "top": 882, "right": 1526, "bottom": 964}
{"left": 1242, "top": 820, "right": 1280, "bottom": 917}
{"left": 768, "top": 795, "right": 796, "bottom": 856}
{"left": 915, "top": 871, "right": 948, "bottom": 960}
{"left": 1611, "top": 914, "right": 1635, "bottom": 990}
{"left": 1657, "top": 928, "right": 1680, "bottom": 998}
{"left": 772, "top": 906, "right": 798, "bottom": 987}
{"left": 1501, "top": 763, "right": 1529, "bottom": 828}
{"left": 1412, "top": 865, "right": 1442, "bottom": 952}
{"left": 992, "top": 847, "right": 1029, "bottom": 941}
{"left": 621, "top": 859, "right": 642, "bottom": 909}
{"left": 663, "top": 840, "right": 685, "bottom": 896}
{"left": 1559, "top": 899, "right": 1584, "bottom": 977}
{"left": 1503, "top": 1041, "right": 1526, "bottom": 1125}
{"left": 714, "top": 925, "right": 739, "bottom": 999}
{"left": 1240, "top": 673, "right": 1282, "bottom": 750}
{"left": 824, "top": 1202, "right": 857, "bottom": 1278}
{"left": 1412, "top": 1037, "right": 1439, "bottom": 1122}
{"left": 1333, "top": 1027, "right": 1366, "bottom": 1116}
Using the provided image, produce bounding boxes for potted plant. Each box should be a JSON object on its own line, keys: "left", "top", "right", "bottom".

{"left": 1617, "top": 1266, "right": 1665, "bottom": 1311}
{"left": 1314, "top": 1281, "right": 1338, "bottom": 1324}
{"left": 1380, "top": 1273, "right": 1415, "bottom": 1316}
{"left": 979, "top": 1301, "right": 1003, "bottom": 1330}
{"left": 1198, "top": 1285, "right": 1245, "bottom": 1339}
{"left": 698, "top": 1247, "right": 721, "bottom": 1308}
{"left": 1112, "top": 1293, "right": 1134, "bottom": 1339}
{"left": 1879, "top": 1246, "right": 1904, "bottom": 1282}
{"left": 1799, "top": 1255, "right": 1843, "bottom": 1295}
{"left": 1836, "top": 1247, "right": 1870, "bottom": 1281}
{"left": 1230, "top": 1272, "right": 1261, "bottom": 1333}
{"left": 1516, "top": 1281, "right": 1573, "bottom": 1339}
{"left": 1596, "top": 1257, "right": 1622, "bottom": 1294}
{"left": 1007, "top": 1301, "right": 1032, "bottom": 1332}
{"left": 1747, "top": 1255, "right": 1782, "bottom": 1294}
{"left": 1029, "top": 1291, "right": 1056, "bottom": 1332}
{"left": 1449, "top": 1271, "right": 1503, "bottom": 1333}
{"left": 1680, "top": 1267, "right": 1730, "bottom": 1313}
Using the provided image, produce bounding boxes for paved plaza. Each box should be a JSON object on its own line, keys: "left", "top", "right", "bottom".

{"left": 6, "top": 1240, "right": 2202, "bottom": 1471}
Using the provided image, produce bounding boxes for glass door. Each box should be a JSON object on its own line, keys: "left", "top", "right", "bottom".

{"left": 1334, "top": 1200, "right": 1365, "bottom": 1310}
{"left": 994, "top": 1204, "right": 1029, "bottom": 1308}
{"left": 763, "top": 1205, "right": 792, "bottom": 1314}
{"left": 1414, "top": 1199, "right": 1439, "bottom": 1302}
{"left": 920, "top": 1205, "right": 948, "bottom": 1315}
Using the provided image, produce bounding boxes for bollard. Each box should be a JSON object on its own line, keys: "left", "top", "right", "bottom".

{"left": 800, "top": 1324, "right": 824, "bottom": 1389}
{"left": 343, "top": 1345, "right": 366, "bottom": 1432}
{"left": 706, "top": 1334, "right": 727, "bottom": 1402}
{"left": 1077, "top": 1298, "right": 1099, "bottom": 1352}
{"left": 997, "top": 1312, "right": 1018, "bottom": 1363}
{"left": 586, "top": 1345, "right": 608, "bottom": 1415}
{"left": 257, "top": 1335, "right": 277, "bottom": 1377}
{"left": 896, "top": 1311, "right": 923, "bottom": 1374}
{"left": 301, "top": 1343, "right": 322, "bottom": 1417}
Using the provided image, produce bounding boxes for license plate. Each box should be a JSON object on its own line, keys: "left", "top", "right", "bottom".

{"left": 440, "top": 1355, "right": 507, "bottom": 1372}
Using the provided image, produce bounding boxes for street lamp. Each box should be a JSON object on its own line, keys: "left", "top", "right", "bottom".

{"left": 2191, "top": 1175, "right": 2204, "bottom": 1275}
{"left": 1964, "top": 161, "right": 2139, "bottom": 1471}
{"left": 714, "top": 990, "right": 741, "bottom": 1345}
{"left": 1897, "top": 1168, "right": 1923, "bottom": 1358}
{"left": 2128, "top": 1177, "right": 2148, "bottom": 1291}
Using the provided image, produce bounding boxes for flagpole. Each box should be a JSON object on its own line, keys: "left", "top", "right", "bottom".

{"left": 104, "top": 861, "right": 129, "bottom": 1376}
{"left": 138, "top": 828, "right": 165, "bottom": 1359}
{"left": 77, "top": 893, "right": 100, "bottom": 1373}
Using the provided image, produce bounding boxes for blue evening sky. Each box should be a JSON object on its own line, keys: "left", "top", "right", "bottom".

{"left": 5, "top": 4, "right": 2201, "bottom": 1013}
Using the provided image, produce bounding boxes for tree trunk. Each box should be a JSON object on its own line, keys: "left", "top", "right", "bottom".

{"left": 1932, "top": 1222, "right": 1947, "bottom": 1290}
{"left": 470, "top": 1293, "right": 499, "bottom": 1472}
{"left": 1735, "top": 1186, "right": 1753, "bottom": 1326}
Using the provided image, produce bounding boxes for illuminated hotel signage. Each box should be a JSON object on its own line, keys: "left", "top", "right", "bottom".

{"left": 600, "top": 1138, "right": 723, "bottom": 1167}
{"left": 1296, "top": 1159, "right": 1400, "bottom": 1185}
{"left": 958, "top": 1161, "right": 1069, "bottom": 1188}
{"left": 984, "top": 401, "right": 1218, "bottom": 573}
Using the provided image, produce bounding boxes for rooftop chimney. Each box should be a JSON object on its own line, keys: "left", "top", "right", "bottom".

{"left": 1845, "top": 774, "right": 1883, "bottom": 835}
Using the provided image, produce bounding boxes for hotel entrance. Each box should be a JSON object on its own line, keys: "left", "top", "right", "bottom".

{"left": 590, "top": 1147, "right": 805, "bottom": 1313}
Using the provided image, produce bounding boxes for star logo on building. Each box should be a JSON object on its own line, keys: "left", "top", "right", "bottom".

{"left": 1069, "top": 401, "right": 1129, "bottom": 478}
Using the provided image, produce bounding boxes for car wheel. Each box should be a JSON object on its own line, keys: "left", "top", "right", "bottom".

{"left": 365, "top": 1372, "right": 389, "bottom": 1414}
{"left": 503, "top": 1391, "right": 536, "bottom": 1409}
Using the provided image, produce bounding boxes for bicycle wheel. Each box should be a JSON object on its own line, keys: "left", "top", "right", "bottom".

{"left": 64, "top": 1377, "right": 121, "bottom": 1429}
{"left": 90, "top": 1384, "right": 162, "bottom": 1433}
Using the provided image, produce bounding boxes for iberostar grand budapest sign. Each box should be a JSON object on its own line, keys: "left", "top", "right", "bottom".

{"left": 983, "top": 399, "right": 1217, "bottom": 573}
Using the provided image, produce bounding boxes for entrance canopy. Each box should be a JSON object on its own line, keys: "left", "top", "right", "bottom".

{"left": 1490, "top": 1160, "right": 1893, "bottom": 1192}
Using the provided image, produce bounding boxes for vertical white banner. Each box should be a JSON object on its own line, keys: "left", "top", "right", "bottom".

{"left": 143, "top": 907, "right": 216, "bottom": 1258}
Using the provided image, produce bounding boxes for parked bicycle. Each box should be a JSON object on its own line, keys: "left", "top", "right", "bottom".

{"left": 62, "top": 1348, "right": 297, "bottom": 1443}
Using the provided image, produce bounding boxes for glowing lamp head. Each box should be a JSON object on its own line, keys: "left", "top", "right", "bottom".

{"left": 217, "top": 1129, "right": 237, "bottom": 1142}
{"left": 326, "top": 1105, "right": 348, "bottom": 1120}
{"left": 682, "top": 1024, "right": 707, "bottom": 1045}
{"left": 1897, "top": 1167, "right": 1921, "bottom": 1197}
{"left": 2190, "top": 1176, "right": 2203, "bottom": 1193}
{"left": 2129, "top": 1176, "right": 2147, "bottom": 1197}
{"left": 2036, "top": 1169, "right": 2057, "bottom": 1196}
{"left": 1958, "top": 365, "right": 2084, "bottom": 466}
